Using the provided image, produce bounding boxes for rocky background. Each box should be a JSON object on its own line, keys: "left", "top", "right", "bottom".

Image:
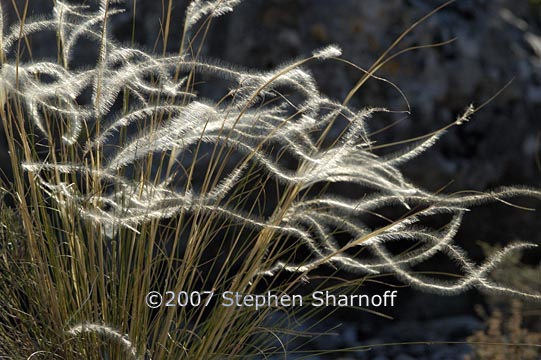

{"left": 2, "top": 0, "right": 541, "bottom": 359}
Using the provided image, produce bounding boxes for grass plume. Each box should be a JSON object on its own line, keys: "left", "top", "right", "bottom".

{"left": 0, "top": 0, "right": 540, "bottom": 358}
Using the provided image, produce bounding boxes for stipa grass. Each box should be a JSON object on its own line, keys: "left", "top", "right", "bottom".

{"left": 0, "top": 0, "right": 540, "bottom": 358}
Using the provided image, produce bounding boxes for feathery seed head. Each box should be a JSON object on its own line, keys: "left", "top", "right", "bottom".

{"left": 4, "top": 0, "right": 539, "bottom": 301}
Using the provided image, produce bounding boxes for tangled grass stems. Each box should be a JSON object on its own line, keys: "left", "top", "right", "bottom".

{"left": 0, "top": 0, "right": 540, "bottom": 358}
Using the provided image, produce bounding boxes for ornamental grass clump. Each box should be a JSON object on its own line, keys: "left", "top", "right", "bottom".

{"left": 0, "top": 0, "right": 540, "bottom": 358}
